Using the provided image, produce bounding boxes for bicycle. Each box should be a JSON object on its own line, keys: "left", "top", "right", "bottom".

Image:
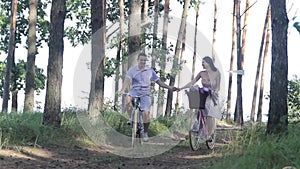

{"left": 186, "top": 86, "right": 216, "bottom": 151}
{"left": 128, "top": 95, "right": 145, "bottom": 148}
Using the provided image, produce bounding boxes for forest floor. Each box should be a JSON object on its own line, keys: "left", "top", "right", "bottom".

{"left": 0, "top": 124, "right": 238, "bottom": 169}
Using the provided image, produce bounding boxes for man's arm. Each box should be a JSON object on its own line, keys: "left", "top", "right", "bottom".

{"left": 156, "top": 80, "right": 177, "bottom": 91}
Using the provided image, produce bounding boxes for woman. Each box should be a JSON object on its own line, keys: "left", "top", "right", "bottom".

{"left": 180, "top": 56, "right": 221, "bottom": 140}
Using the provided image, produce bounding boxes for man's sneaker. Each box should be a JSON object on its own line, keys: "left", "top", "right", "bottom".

{"left": 191, "top": 124, "right": 198, "bottom": 132}
{"left": 143, "top": 133, "right": 149, "bottom": 142}
{"left": 127, "top": 118, "right": 132, "bottom": 125}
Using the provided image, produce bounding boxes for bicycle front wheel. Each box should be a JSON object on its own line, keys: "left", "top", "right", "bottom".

{"left": 189, "top": 110, "right": 201, "bottom": 151}
{"left": 131, "top": 109, "right": 138, "bottom": 148}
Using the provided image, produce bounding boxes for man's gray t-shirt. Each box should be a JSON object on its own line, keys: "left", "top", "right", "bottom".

{"left": 126, "top": 66, "right": 159, "bottom": 95}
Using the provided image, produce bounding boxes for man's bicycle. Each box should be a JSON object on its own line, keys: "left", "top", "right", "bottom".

{"left": 186, "top": 87, "right": 216, "bottom": 151}
{"left": 129, "top": 95, "right": 145, "bottom": 148}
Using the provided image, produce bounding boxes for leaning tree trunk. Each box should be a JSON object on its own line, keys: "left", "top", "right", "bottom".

{"left": 250, "top": 5, "right": 269, "bottom": 122}
{"left": 165, "top": 0, "right": 191, "bottom": 117}
{"left": 266, "top": 0, "right": 288, "bottom": 135}
{"left": 257, "top": 5, "right": 271, "bottom": 123}
{"left": 88, "top": 0, "right": 106, "bottom": 123}
{"left": 226, "top": 0, "right": 236, "bottom": 122}
{"left": 128, "top": 0, "right": 141, "bottom": 68}
{"left": 157, "top": 0, "right": 170, "bottom": 116}
{"left": 43, "top": 0, "right": 66, "bottom": 127}
{"left": 24, "top": 0, "right": 38, "bottom": 113}
{"left": 2, "top": 0, "right": 17, "bottom": 114}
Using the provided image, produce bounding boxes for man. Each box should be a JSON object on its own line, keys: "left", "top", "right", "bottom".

{"left": 120, "top": 53, "right": 178, "bottom": 142}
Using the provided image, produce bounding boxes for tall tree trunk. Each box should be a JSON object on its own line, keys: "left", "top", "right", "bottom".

{"left": 43, "top": 0, "right": 66, "bottom": 127}
{"left": 24, "top": 0, "right": 38, "bottom": 113}
{"left": 150, "top": 0, "right": 159, "bottom": 116}
{"left": 234, "top": 0, "right": 243, "bottom": 125}
{"left": 88, "top": 0, "right": 106, "bottom": 123}
{"left": 11, "top": 56, "right": 17, "bottom": 113}
{"left": 257, "top": 6, "right": 271, "bottom": 122}
{"left": 128, "top": 0, "right": 141, "bottom": 68}
{"left": 2, "top": 0, "right": 17, "bottom": 113}
{"left": 250, "top": 5, "right": 269, "bottom": 122}
{"left": 165, "top": 0, "right": 191, "bottom": 117}
{"left": 141, "top": 0, "right": 149, "bottom": 52}
{"left": 176, "top": 25, "right": 186, "bottom": 113}
{"left": 151, "top": 0, "right": 159, "bottom": 68}
{"left": 266, "top": 0, "right": 288, "bottom": 135}
{"left": 192, "top": 9, "right": 199, "bottom": 80}
{"left": 212, "top": 0, "right": 217, "bottom": 60}
{"left": 157, "top": 0, "right": 169, "bottom": 116}
{"left": 226, "top": 0, "right": 236, "bottom": 122}
{"left": 119, "top": 0, "right": 127, "bottom": 112}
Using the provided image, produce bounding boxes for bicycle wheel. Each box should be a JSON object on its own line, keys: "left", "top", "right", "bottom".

{"left": 131, "top": 109, "right": 138, "bottom": 147}
{"left": 189, "top": 110, "right": 201, "bottom": 151}
{"left": 137, "top": 111, "right": 144, "bottom": 145}
{"left": 206, "top": 132, "right": 216, "bottom": 150}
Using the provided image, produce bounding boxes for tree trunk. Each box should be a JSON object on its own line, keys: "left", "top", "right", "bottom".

{"left": 157, "top": 0, "right": 170, "bottom": 117}
{"left": 11, "top": 56, "right": 17, "bottom": 113}
{"left": 266, "top": 0, "right": 288, "bottom": 135}
{"left": 165, "top": 0, "right": 191, "bottom": 117}
{"left": 128, "top": 0, "right": 141, "bottom": 68}
{"left": 212, "top": 0, "right": 217, "bottom": 60}
{"left": 226, "top": 0, "right": 236, "bottom": 122}
{"left": 176, "top": 25, "right": 186, "bottom": 114}
{"left": 24, "top": 0, "right": 38, "bottom": 113}
{"left": 43, "top": 0, "right": 66, "bottom": 127}
{"left": 2, "top": 0, "right": 17, "bottom": 113}
{"left": 250, "top": 5, "right": 269, "bottom": 122}
{"left": 151, "top": 0, "right": 159, "bottom": 68}
{"left": 234, "top": 0, "right": 243, "bottom": 125}
{"left": 192, "top": 9, "right": 199, "bottom": 80}
{"left": 257, "top": 6, "right": 271, "bottom": 122}
{"left": 88, "top": 0, "right": 106, "bottom": 123}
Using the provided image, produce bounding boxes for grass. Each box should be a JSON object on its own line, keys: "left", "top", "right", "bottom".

{"left": 1, "top": 108, "right": 299, "bottom": 169}
{"left": 208, "top": 123, "right": 300, "bottom": 169}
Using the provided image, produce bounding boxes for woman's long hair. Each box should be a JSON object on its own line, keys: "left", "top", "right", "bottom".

{"left": 203, "top": 56, "right": 217, "bottom": 71}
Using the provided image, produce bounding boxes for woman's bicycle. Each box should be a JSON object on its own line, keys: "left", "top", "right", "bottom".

{"left": 186, "top": 87, "right": 216, "bottom": 151}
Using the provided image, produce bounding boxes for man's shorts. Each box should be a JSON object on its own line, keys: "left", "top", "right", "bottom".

{"left": 128, "top": 89, "right": 151, "bottom": 112}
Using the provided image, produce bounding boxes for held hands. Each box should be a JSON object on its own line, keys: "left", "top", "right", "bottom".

{"left": 169, "top": 86, "right": 180, "bottom": 92}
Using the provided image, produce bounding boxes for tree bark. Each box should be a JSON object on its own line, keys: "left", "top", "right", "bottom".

{"left": 165, "top": 0, "right": 191, "bottom": 117}
{"left": 250, "top": 5, "right": 269, "bottom": 122}
{"left": 257, "top": 6, "right": 271, "bottom": 123}
{"left": 88, "top": 0, "right": 106, "bottom": 123}
{"left": 226, "top": 0, "right": 236, "bottom": 122}
{"left": 266, "top": 0, "right": 288, "bottom": 135}
{"left": 157, "top": 0, "right": 170, "bottom": 116}
{"left": 128, "top": 0, "right": 141, "bottom": 68}
{"left": 43, "top": 0, "right": 66, "bottom": 127}
{"left": 234, "top": 0, "right": 244, "bottom": 125}
{"left": 192, "top": 7, "right": 199, "bottom": 80}
{"left": 212, "top": 0, "right": 217, "bottom": 60}
{"left": 24, "top": 0, "right": 38, "bottom": 113}
{"left": 2, "top": 0, "right": 17, "bottom": 113}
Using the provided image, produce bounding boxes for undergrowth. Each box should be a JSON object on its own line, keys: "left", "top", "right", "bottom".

{"left": 208, "top": 123, "right": 300, "bottom": 169}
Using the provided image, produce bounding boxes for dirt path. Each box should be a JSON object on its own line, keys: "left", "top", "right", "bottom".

{"left": 0, "top": 140, "right": 227, "bottom": 169}
{"left": 0, "top": 125, "right": 236, "bottom": 169}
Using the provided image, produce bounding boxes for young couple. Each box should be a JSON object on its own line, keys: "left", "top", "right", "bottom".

{"left": 120, "top": 53, "right": 221, "bottom": 142}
